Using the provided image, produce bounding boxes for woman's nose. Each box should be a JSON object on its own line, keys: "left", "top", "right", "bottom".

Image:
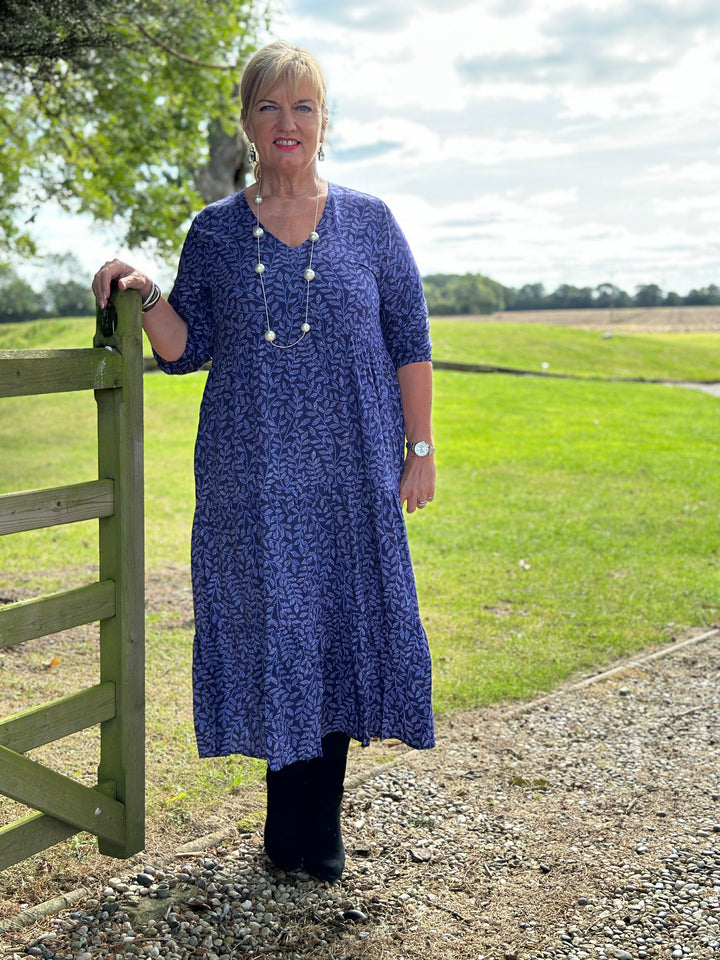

{"left": 276, "top": 106, "right": 297, "bottom": 130}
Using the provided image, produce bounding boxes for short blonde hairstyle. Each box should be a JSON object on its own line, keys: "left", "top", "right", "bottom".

{"left": 240, "top": 40, "right": 329, "bottom": 126}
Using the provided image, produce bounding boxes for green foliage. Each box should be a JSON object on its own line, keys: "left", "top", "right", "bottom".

{"left": 0, "top": 0, "right": 270, "bottom": 259}
{"left": 634, "top": 283, "right": 663, "bottom": 308}
{"left": 423, "top": 272, "right": 506, "bottom": 315}
{"left": 0, "top": 265, "right": 44, "bottom": 322}
{"left": 0, "top": 0, "right": 116, "bottom": 63}
{"left": 424, "top": 275, "right": 720, "bottom": 314}
{"left": 685, "top": 284, "right": 720, "bottom": 306}
{"left": 0, "top": 258, "right": 94, "bottom": 322}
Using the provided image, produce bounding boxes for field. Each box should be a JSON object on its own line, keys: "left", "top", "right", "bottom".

{"left": 0, "top": 305, "right": 719, "bottom": 910}
{"left": 485, "top": 304, "right": 720, "bottom": 331}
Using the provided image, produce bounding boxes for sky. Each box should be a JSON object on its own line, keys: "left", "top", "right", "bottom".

{"left": 30, "top": 0, "right": 720, "bottom": 296}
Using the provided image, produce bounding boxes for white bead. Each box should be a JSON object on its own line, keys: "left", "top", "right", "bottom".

{"left": 254, "top": 195, "right": 263, "bottom": 205}
{"left": 304, "top": 268, "right": 315, "bottom": 281}
{"left": 253, "top": 225, "right": 265, "bottom": 238}
{"left": 265, "top": 330, "right": 276, "bottom": 342}
{"left": 255, "top": 262, "right": 265, "bottom": 274}
{"left": 301, "top": 322, "right": 311, "bottom": 333}
{"left": 309, "top": 231, "right": 319, "bottom": 243}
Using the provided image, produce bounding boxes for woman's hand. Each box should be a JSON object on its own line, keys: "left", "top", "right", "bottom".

{"left": 92, "top": 258, "right": 188, "bottom": 362}
{"left": 92, "top": 259, "right": 152, "bottom": 309}
{"left": 399, "top": 452, "right": 436, "bottom": 514}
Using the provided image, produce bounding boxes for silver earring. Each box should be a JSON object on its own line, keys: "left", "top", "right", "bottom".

{"left": 249, "top": 142, "right": 257, "bottom": 164}
{"left": 318, "top": 143, "right": 325, "bottom": 161}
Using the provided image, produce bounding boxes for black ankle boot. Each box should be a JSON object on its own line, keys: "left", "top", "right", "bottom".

{"left": 303, "top": 732, "right": 350, "bottom": 882}
{"left": 264, "top": 759, "right": 308, "bottom": 872}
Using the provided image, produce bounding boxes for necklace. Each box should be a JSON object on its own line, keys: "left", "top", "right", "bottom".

{"left": 253, "top": 181, "right": 321, "bottom": 349}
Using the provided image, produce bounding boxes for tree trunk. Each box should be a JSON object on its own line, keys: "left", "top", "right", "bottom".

{"left": 195, "top": 119, "right": 250, "bottom": 204}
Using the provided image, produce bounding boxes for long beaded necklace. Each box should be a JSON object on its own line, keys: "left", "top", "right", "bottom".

{"left": 253, "top": 181, "right": 321, "bottom": 349}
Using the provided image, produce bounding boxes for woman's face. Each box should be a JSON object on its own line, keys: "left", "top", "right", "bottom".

{"left": 244, "top": 79, "right": 325, "bottom": 181}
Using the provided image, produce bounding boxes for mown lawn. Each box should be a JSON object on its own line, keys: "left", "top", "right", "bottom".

{"left": 430, "top": 317, "right": 720, "bottom": 380}
{"left": 1, "top": 313, "right": 719, "bottom": 820}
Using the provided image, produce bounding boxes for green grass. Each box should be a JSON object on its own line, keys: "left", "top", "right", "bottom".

{"left": 410, "top": 372, "right": 719, "bottom": 711}
{"left": 4, "top": 314, "right": 720, "bottom": 380}
{"left": 0, "top": 316, "right": 96, "bottom": 351}
{"left": 0, "top": 315, "right": 156, "bottom": 357}
{"left": 1, "top": 312, "right": 719, "bottom": 824}
{"left": 0, "top": 372, "right": 204, "bottom": 590}
{"left": 430, "top": 318, "right": 720, "bottom": 380}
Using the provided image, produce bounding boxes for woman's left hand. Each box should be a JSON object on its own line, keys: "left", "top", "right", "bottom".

{"left": 400, "top": 453, "right": 436, "bottom": 513}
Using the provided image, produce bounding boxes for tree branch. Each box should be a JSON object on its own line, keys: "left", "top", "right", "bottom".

{"left": 134, "top": 23, "right": 238, "bottom": 71}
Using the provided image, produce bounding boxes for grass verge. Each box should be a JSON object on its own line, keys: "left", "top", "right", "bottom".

{"left": 430, "top": 317, "right": 720, "bottom": 380}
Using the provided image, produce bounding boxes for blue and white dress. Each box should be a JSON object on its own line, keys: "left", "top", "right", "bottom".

{"left": 156, "top": 182, "right": 435, "bottom": 770}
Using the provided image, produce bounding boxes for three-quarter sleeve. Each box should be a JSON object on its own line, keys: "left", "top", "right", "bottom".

{"left": 376, "top": 203, "right": 431, "bottom": 369}
{"left": 153, "top": 214, "right": 215, "bottom": 375}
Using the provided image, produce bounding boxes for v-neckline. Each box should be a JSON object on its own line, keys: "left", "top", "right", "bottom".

{"left": 244, "top": 183, "right": 332, "bottom": 250}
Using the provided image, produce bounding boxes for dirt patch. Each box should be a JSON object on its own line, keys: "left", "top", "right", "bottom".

{"left": 465, "top": 304, "right": 720, "bottom": 332}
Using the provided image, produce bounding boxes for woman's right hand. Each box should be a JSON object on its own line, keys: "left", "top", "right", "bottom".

{"left": 92, "top": 259, "right": 152, "bottom": 309}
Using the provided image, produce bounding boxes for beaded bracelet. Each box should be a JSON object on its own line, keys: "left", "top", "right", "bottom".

{"left": 141, "top": 282, "right": 162, "bottom": 313}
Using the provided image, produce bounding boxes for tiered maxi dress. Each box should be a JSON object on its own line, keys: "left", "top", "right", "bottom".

{"left": 155, "top": 182, "right": 435, "bottom": 770}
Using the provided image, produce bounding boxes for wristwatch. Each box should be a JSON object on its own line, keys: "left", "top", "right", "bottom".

{"left": 406, "top": 440, "right": 435, "bottom": 457}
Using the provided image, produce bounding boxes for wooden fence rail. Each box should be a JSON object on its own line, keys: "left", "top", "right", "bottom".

{"left": 0, "top": 289, "right": 145, "bottom": 869}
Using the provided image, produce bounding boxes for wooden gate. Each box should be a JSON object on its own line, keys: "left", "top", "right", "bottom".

{"left": 0, "top": 289, "right": 145, "bottom": 867}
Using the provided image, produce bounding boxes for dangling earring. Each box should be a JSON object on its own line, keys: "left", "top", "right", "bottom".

{"left": 249, "top": 142, "right": 257, "bottom": 164}
{"left": 318, "top": 142, "right": 325, "bottom": 161}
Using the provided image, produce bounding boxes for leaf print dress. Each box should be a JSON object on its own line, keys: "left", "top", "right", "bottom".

{"left": 155, "top": 183, "right": 435, "bottom": 770}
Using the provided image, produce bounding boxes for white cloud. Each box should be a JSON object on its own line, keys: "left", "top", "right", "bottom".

{"left": 20, "top": 0, "right": 720, "bottom": 296}
{"left": 636, "top": 160, "right": 720, "bottom": 185}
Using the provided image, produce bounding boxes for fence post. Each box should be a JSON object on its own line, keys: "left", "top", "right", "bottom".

{"left": 94, "top": 289, "right": 145, "bottom": 858}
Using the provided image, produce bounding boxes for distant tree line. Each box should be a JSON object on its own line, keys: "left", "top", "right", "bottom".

{"left": 0, "top": 257, "right": 94, "bottom": 323}
{"left": 422, "top": 274, "right": 720, "bottom": 315}
{"left": 4, "top": 263, "right": 720, "bottom": 324}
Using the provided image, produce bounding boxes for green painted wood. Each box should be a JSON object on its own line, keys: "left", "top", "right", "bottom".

{"left": 0, "top": 479, "right": 114, "bottom": 536}
{"left": 0, "top": 813, "right": 78, "bottom": 872}
{"left": 0, "top": 782, "right": 116, "bottom": 871}
{"left": 0, "top": 683, "right": 116, "bottom": 753}
{"left": 0, "top": 349, "right": 123, "bottom": 398}
{"left": 0, "top": 580, "right": 116, "bottom": 649}
{"left": 0, "top": 745, "right": 125, "bottom": 844}
{"left": 0, "top": 288, "right": 145, "bottom": 869}
{"left": 95, "top": 289, "right": 146, "bottom": 859}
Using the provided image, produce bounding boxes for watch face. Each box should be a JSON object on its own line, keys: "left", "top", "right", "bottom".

{"left": 414, "top": 441, "right": 430, "bottom": 456}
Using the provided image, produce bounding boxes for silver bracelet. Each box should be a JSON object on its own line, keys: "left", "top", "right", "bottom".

{"left": 141, "top": 281, "right": 162, "bottom": 313}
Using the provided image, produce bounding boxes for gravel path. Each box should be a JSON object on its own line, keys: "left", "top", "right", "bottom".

{"left": 2, "top": 629, "right": 719, "bottom": 960}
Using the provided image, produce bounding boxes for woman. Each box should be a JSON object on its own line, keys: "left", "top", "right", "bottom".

{"left": 93, "top": 41, "right": 435, "bottom": 882}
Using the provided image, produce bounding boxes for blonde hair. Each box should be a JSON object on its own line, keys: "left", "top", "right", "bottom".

{"left": 240, "top": 41, "right": 328, "bottom": 180}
